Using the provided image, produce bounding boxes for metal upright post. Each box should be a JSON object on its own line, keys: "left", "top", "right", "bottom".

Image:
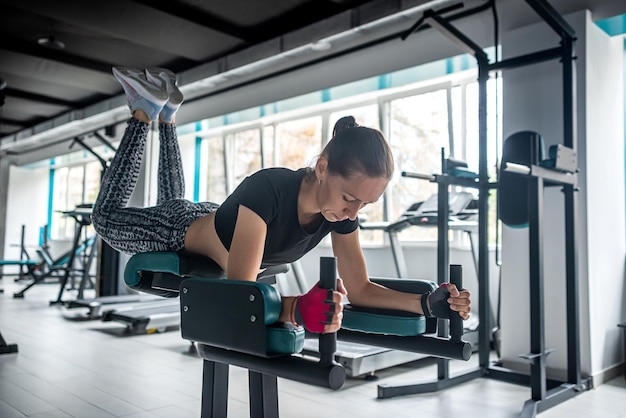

{"left": 437, "top": 155, "right": 450, "bottom": 381}
{"left": 527, "top": 175, "right": 547, "bottom": 402}
{"left": 561, "top": 27, "right": 583, "bottom": 389}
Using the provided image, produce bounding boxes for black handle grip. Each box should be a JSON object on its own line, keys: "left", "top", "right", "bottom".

{"left": 319, "top": 257, "right": 338, "bottom": 365}
{"left": 449, "top": 264, "right": 463, "bottom": 343}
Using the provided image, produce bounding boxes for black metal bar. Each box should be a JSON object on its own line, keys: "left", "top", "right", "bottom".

{"left": 51, "top": 222, "right": 85, "bottom": 305}
{"left": 319, "top": 257, "right": 338, "bottom": 366}
{"left": 525, "top": 0, "right": 576, "bottom": 39}
{"left": 528, "top": 176, "right": 547, "bottom": 401}
{"left": 477, "top": 54, "right": 491, "bottom": 370}
{"left": 488, "top": 47, "right": 562, "bottom": 72}
{"left": 92, "top": 131, "right": 117, "bottom": 153}
{"left": 437, "top": 158, "right": 451, "bottom": 381}
{"left": 249, "top": 371, "right": 279, "bottom": 418}
{"left": 564, "top": 182, "right": 582, "bottom": 385}
{"left": 562, "top": 32, "right": 576, "bottom": 150}
{"left": 197, "top": 344, "right": 346, "bottom": 390}
{"left": 70, "top": 136, "right": 109, "bottom": 171}
{"left": 378, "top": 367, "right": 483, "bottom": 398}
{"left": 560, "top": 27, "right": 583, "bottom": 388}
{"left": 449, "top": 265, "right": 463, "bottom": 343}
{"left": 0, "top": 331, "right": 18, "bottom": 354}
{"left": 336, "top": 330, "right": 471, "bottom": 361}
{"left": 426, "top": 12, "right": 489, "bottom": 61}
{"left": 521, "top": 384, "right": 580, "bottom": 418}
{"left": 76, "top": 235, "right": 98, "bottom": 300}
{"left": 201, "top": 360, "right": 229, "bottom": 418}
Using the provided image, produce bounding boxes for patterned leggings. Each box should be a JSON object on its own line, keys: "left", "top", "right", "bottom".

{"left": 92, "top": 118, "right": 218, "bottom": 255}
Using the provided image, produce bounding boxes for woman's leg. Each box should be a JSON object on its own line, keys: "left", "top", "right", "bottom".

{"left": 92, "top": 67, "right": 218, "bottom": 255}
{"left": 156, "top": 122, "right": 184, "bottom": 204}
{"left": 94, "top": 118, "right": 149, "bottom": 216}
{"left": 92, "top": 119, "right": 218, "bottom": 255}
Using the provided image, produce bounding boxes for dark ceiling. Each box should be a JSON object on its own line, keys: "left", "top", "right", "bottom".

{"left": 0, "top": 0, "right": 390, "bottom": 140}
{"left": 2, "top": 0, "right": 624, "bottom": 157}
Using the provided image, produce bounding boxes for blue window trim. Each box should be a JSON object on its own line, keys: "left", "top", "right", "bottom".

{"left": 47, "top": 159, "right": 55, "bottom": 241}
{"left": 596, "top": 14, "right": 626, "bottom": 37}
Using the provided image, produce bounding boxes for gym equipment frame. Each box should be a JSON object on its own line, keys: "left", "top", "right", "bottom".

{"left": 397, "top": 0, "right": 589, "bottom": 416}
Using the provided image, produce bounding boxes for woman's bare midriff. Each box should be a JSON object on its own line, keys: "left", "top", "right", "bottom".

{"left": 184, "top": 212, "right": 229, "bottom": 270}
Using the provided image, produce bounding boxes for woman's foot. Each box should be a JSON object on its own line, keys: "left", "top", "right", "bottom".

{"left": 112, "top": 67, "right": 168, "bottom": 121}
{"left": 145, "top": 67, "right": 184, "bottom": 123}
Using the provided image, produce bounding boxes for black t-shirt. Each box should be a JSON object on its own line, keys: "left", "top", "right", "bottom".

{"left": 214, "top": 168, "right": 358, "bottom": 267}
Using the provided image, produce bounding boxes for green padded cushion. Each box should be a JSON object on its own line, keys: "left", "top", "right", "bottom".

{"left": 238, "top": 280, "right": 283, "bottom": 325}
{"left": 187, "top": 277, "right": 283, "bottom": 326}
{"left": 342, "top": 305, "right": 426, "bottom": 336}
{"left": 127, "top": 252, "right": 302, "bottom": 355}
{"left": 266, "top": 323, "right": 305, "bottom": 355}
{"left": 124, "top": 252, "right": 181, "bottom": 287}
{"left": 0, "top": 259, "right": 39, "bottom": 266}
{"left": 447, "top": 167, "right": 478, "bottom": 179}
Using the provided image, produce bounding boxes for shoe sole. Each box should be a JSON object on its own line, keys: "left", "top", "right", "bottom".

{"left": 145, "top": 67, "right": 183, "bottom": 105}
{"left": 113, "top": 67, "right": 168, "bottom": 104}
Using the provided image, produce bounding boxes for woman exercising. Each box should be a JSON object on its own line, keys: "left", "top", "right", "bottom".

{"left": 92, "top": 67, "right": 471, "bottom": 334}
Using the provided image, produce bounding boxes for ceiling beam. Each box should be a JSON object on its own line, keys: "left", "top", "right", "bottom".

{"left": 131, "top": 0, "right": 254, "bottom": 43}
{"left": 4, "top": 88, "right": 76, "bottom": 107}
{"left": 0, "top": 36, "right": 113, "bottom": 74}
{"left": 0, "top": 117, "right": 30, "bottom": 127}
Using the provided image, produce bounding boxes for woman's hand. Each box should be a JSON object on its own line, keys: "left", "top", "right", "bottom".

{"left": 428, "top": 283, "right": 471, "bottom": 320}
{"left": 294, "top": 278, "right": 347, "bottom": 333}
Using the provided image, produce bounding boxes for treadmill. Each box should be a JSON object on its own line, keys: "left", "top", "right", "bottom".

{"left": 102, "top": 298, "right": 181, "bottom": 333}
{"left": 64, "top": 293, "right": 164, "bottom": 319}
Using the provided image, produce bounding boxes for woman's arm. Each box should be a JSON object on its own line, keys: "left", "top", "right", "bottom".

{"left": 331, "top": 230, "right": 424, "bottom": 314}
{"left": 331, "top": 230, "right": 471, "bottom": 319}
{"left": 226, "top": 205, "right": 267, "bottom": 281}
{"left": 227, "top": 204, "right": 343, "bottom": 331}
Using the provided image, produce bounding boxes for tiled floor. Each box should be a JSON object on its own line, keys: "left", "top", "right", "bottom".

{"left": 0, "top": 279, "right": 624, "bottom": 418}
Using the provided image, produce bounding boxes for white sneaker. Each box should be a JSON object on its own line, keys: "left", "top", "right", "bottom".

{"left": 112, "top": 67, "right": 168, "bottom": 121}
{"left": 145, "top": 67, "right": 184, "bottom": 122}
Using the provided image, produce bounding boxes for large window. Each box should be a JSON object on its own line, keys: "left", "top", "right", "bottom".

{"left": 225, "top": 128, "right": 262, "bottom": 193}
{"left": 387, "top": 88, "right": 451, "bottom": 242}
{"left": 191, "top": 71, "right": 501, "bottom": 247}
{"left": 50, "top": 160, "right": 103, "bottom": 240}
{"left": 198, "top": 135, "right": 227, "bottom": 204}
{"left": 273, "top": 116, "right": 323, "bottom": 169}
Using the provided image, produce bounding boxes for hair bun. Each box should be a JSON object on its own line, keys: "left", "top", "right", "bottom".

{"left": 332, "top": 116, "right": 359, "bottom": 137}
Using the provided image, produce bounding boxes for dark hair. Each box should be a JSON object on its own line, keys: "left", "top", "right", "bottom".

{"left": 321, "top": 116, "right": 394, "bottom": 180}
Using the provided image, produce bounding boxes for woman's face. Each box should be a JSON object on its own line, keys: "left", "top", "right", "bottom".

{"left": 318, "top": 171, "right": 389, "bottom": 222}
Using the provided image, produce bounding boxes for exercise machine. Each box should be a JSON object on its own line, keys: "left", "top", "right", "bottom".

{"left": 0, "top": 331, "right": 17, "bottom": 355}
{"left": 104, "top": 253, "right": 291, "bottom": 334}
{"left": 64, "top": 293, "right": 164, "bottom": 320}
{"left": 0, "top": 225, "right": 40, "bottom": 282}
{"left": 298, "top": 192, "right": 478, "bottom": 378}
{"left": 102, "top": 298, "right": 181, "bottom": 334}
{"left": 0, "top": 225, "right": 41, "bottom": 289}
{"left": 12, "top": 215, "right": 97, "bottom": 301}
{"left": 123, "top": 251, "right": 470, "bottom": 417}
{"left": 383, "top": 1, "right": 590, "bottom": 415}
{"left": 360, "top": 191, "right": 478, "bottom": 279}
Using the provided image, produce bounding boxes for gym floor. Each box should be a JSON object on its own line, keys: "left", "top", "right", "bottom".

{"left": 0, "top": 281, "right": 624, "bottom": 418}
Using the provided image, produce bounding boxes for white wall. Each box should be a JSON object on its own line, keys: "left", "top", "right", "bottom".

{"left": 500, "top": 10, "right": 625, "bottom": 380}
{"left": 584, "top": 15, "right": 626, "bottom": 376}
{"left": 3, "top": 165, "right": 50, "bottom": 266}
